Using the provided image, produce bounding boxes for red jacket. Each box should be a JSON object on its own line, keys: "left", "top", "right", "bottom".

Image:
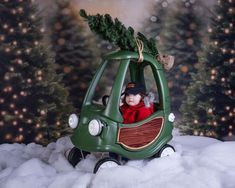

{"left": 120, "top": 101, "right": 154, "bottom": 124}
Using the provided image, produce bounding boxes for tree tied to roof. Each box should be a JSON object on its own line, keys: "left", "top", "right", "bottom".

{"left": 79, "top": 9, "right": 159, "bottom": 58}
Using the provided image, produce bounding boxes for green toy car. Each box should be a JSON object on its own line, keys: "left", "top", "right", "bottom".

{"left": 67, "top": 50, "right": 175, "bottom": 173}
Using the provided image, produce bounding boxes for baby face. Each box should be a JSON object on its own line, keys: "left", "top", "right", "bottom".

{"left": 125, "top": 94, "right": 142, "bottom": 106}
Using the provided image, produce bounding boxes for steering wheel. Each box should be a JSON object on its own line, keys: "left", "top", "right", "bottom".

{"left": 102, "top": 95, "right": 109, "bottom": 106}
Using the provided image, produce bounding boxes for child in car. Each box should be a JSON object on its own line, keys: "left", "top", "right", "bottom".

{"left": 120, "top": 82, "right": 155, "bottom": 124}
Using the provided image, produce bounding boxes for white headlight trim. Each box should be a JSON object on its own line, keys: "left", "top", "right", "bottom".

{"left": 68, "top": 114, "right": 79, "bottom": 129}
{"left": 168, "top": 113, "right": 175, "bottom": 122}
{"left": 88, "top": 119, "right": 103, "bottom": 136}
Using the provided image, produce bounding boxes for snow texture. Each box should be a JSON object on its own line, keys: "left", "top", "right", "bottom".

{"left": 0, "top": 135, "right": 235, "bottom": 188}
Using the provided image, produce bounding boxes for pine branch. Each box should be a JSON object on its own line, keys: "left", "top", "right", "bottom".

{"left": 80, "top": 9, "right": 159, "bottom": 57}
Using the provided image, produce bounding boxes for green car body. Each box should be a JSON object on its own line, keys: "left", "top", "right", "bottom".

{"left": 70, "top": 50, "right": 174, "bottom": 159}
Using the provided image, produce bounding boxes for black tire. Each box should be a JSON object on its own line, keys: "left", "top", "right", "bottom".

{"left": 157, "top": 144, "right": 175, "bottom": 158}
{"left": 93, "top": 157, "right": 121, "bottom": 174}
{"left": 67, "top": 147, "right": 90, "bottom": 167}
{"left": 109, "top": 152, "right": 129, "bottom": 163}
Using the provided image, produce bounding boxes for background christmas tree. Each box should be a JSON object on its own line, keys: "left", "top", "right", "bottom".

{"left": 142, "top": 0, "right": 174, "bottom": 45}
{"left": 48, "top": 0, "right": 99, "bottom": 112}
{"left": 179, "top": 0, "right": 235, "bottom": 141}
{"left": 158, "top": 0, "right": 206, "bottom": 119}
{"left": 0, "top": 0, "right": 73, "bottom": 145}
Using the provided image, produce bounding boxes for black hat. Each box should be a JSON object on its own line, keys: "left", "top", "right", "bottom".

{"left": 124, "top": 82, "right": 146, "bottom": 95}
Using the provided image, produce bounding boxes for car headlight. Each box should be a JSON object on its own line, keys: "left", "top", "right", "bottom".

{"left": 168, "top": 113, "right": 175, "bottom": 122}
{"left": 68, "top": 114, "right": 79, "bottom": 129}
{"left": 88, "top": 119, "right": 103, "bottom": 136}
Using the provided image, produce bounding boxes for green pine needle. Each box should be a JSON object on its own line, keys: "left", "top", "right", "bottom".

{"left": 80, "top": 9, "right": 159, "bottom": 57}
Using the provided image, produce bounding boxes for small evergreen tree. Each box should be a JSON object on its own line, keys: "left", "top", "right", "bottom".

{"left": 49, "top": 0, "right": 98, "bottom": 112}
{"left": 160, "top": 0, "right": 205, "bottom": 119}
{"left": 0, "top": 0, "right": 73, "bottom": 144}
{"left": 180, "top": 0, "right": 235, "bottom": 140}
{"left": 142, "top": 0, "right": 174, "bottom": 45}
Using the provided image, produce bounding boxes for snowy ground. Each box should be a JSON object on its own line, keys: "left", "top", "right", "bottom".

{"left": 0, "top": 134, "right": 235, "bottom": 188}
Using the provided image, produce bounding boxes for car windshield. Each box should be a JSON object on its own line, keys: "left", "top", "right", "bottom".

{"left": 91, "top": 59, "right": 121, "bottom": 105}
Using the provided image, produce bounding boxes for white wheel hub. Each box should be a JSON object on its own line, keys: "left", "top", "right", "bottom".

{"left": 99, "top": 161, "right": 119, "bottom": 170}
{"left": 160, "top": 147, "right": 175, "bottom": 157}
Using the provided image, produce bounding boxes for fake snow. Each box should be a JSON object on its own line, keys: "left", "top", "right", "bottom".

{"left": 0, "top": 135, "right": 235, "bottom": 188}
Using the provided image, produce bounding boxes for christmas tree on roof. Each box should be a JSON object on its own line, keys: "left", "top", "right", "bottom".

{"left": 79, "top": 9, "right": 159, "bottom": 58}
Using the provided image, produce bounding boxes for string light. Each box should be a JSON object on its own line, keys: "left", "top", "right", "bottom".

{"left": 214, "top": 41, "right": 218, "bottom": 45}
{"left": 211, "top": 69, "right": 217, "bottom": 74}
{"left": 5, "top": 134, "right": 12, "bottom": 140}
{"left": 0, "top": 98, "right": 4, "bottom": 103}
{"left": 17, "top": 59, "right": 23, "bottom": 65}
{"left": 37, "top": 70, "right": 42, "bottom": 75}
{"left": 9, "top": 28, "right": 14, "bottom": 33}
{"left": 13, "top": 41, "right": 17, "bottom": 45}
{"left": 4, "top": 74, "right": 10, "bottom": 80}
{"left": 13, "top": 121, "right": 18, "bottom": 126}
{"left": 34, "top": 41, "right": 39, "bottom": 45}
{"left": 10, "top": 103, "right": 15, "bottom": 108}
{"left": 211, "top": 75, "right": 216, "bottom": 80}
{"left": 40, "top": 28, "right": 45, "bottom": 33}
{"left": 40, "top": 110, "right": 46, "bottom": 116}
{"left": 229, "top": 8, "right": 233, "bottom": 13}
{"left": 27, "top": 78, "right": 32, "bottom": 83}
{"left": 213, "top": 121, "right": 217, "bottom": 126}
{"left": 11, "top": 9, "right": 17, "bottom": 14}
{"left": 9, "top": 66, "right": 15, "bottom": 72}
{"left": 27, "top": 119, "right": 33, "bottom": 124}
{"left": 5, "top": 48, "right": 11, "bottom": 53}
{"left": 1, "top": 111, "right": 7, "bottom": 116}
{"left": 18, "top": 7, "right": 23, "bottom": 13}
{"left": 208, "top": 108, "right": 213, "bottom": 114}
{"left": 37, "top": 76, "right": 42, "bottom": 81}
{"left": 193, "top": 119, "right": 198, "bottom": 124}
{"left": 22, "top": 108, "right": 27, "bottom": 113}
{"left": 22, "top": 28, "right": 27, "bottom": 33}
{"left": 25, "top": 48, "right": 31, "bottom": 53}
{"left": 3, "top": 24, "right": 8, "bottom": 29}
{"left": 0, "top": 35, "right": 5, "bottom": 41}
{"left": 221, "top": 48, "right": 226, "bottom": 53}
{"left": 20, "top": 91, "right": 27, "bottom": 96}
{"left": 16, "top": 50, "right": 22, "bottom": 55}
{"left": 12, "top": 94, "right": 18, "bottom": 99}
{"left": 224, "top": 28, "right": 230, "bottom": 34}
{"left": 221, "top": 117, "right": 226, "bottom": 121}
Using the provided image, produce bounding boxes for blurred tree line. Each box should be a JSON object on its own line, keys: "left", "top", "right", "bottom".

{"left": 142, "top": 0, "right": 234, "bottom": 140}
{"left": 0, "top": 0, "right": 234, "bottom": 144}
